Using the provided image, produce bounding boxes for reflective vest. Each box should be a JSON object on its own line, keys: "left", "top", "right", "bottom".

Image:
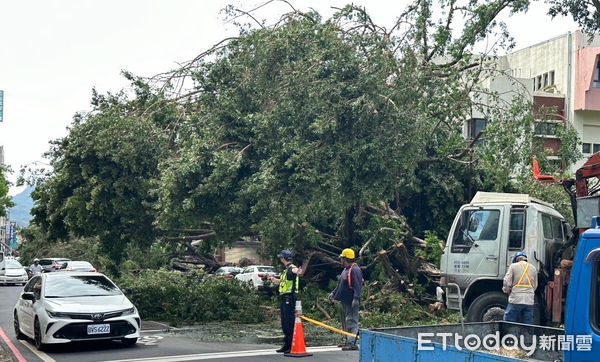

{"left": 514, "top": 261, "right": 534, "bottom": 288}
{"left": 279, "top": 264, "right": 300, "bottom": 295}
{"left": 346, "top": 263, "right": 363, "bottom": 289}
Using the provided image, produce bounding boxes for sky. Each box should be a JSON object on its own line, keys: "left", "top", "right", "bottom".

{"left": 0, "top": 0, "right": 578, "bottom": 195}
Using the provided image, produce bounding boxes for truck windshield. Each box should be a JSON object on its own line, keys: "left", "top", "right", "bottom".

{"left": 453, "top": 209, "right": 500, "bottom": 249}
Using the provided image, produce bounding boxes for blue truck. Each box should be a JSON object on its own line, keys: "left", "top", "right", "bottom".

{"left": 360, "top": 217, "right": 600, "bottom": 361}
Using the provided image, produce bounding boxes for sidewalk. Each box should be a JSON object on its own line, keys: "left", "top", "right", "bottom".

{"left": 141, "top": 320, "right": 178, "bottom": 332}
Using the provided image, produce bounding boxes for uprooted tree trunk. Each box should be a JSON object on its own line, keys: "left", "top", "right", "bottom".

{"left": 299, "top": 201, "right": 442, "bottom": 302}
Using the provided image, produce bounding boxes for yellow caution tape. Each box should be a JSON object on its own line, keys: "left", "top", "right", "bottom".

{"left": 300, "top": 315, "right": 360, "bottom": 340}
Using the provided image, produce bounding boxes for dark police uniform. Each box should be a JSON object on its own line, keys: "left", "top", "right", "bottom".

{"left": 279, "top": 264, "right": 300, "bottom": 351}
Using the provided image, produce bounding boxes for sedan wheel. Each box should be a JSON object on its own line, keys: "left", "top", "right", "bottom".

{"left": 34, "top": 318, "right": 45, "bottom": 350}
{"left": 13, "top": 312, "right": 25, "bottom": 340}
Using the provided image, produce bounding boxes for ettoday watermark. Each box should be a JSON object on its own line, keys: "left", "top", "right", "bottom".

{"left": 417, "top": 332, "right": 592, "bottom": 356}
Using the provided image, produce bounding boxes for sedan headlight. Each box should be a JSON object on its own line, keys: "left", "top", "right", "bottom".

{"left": 46, "top": 310, "right": 70, "bottom": 318}
{"left": 121, "top": 307, "right": 137, "bottom": 316}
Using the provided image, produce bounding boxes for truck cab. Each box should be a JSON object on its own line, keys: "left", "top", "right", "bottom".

{"left": 440, "top": 192, "right": 569, "bottom": 322}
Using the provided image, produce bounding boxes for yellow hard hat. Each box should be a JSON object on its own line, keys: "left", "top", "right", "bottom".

{"left": 340, "top": 248, "right": 356, "bottom": 260}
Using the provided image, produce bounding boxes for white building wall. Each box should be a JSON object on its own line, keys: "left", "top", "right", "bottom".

{"left": 505, "top": 34, "right": 570, "bottom": 96}
{"left": 477, "top": 31, "right": 600, "bottom": 172}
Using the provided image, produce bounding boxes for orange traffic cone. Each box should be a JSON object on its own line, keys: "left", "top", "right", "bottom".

{"left": 284, "top": 315, "right": 313, "bottom": 358}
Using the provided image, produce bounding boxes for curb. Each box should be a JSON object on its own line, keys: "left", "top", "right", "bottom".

{"left": 0, "top": 328, "right": 24, "bottom": 362}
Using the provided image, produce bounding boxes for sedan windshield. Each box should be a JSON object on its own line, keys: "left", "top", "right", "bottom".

{"left": 44, "top": 275, "right": 122, "bottom": 298}
{"left": 5, "top": 260, "right": 23, "bottom": 269}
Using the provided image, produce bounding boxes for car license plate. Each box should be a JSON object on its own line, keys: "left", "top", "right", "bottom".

{"left": 87, "top": 324, "right": 110, "bottom": 335}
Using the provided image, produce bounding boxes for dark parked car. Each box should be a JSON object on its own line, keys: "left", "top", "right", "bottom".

{"left": 39, "top": 258, "right": 71, "bottom": 273}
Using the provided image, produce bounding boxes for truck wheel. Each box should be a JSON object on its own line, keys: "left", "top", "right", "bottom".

{"left": 465, "top": 292, "right": 507, "bottom": 322}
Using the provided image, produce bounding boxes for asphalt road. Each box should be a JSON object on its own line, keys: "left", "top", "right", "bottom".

{"left": 0, "top": 284, "right": 358, "bottom": 362}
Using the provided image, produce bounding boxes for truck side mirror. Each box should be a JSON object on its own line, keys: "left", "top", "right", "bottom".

{"left": 467, "top": 217, "right": 479, "bottom": 233}
{"left": 564, "top": 223, "right": 573, "bottom": 239}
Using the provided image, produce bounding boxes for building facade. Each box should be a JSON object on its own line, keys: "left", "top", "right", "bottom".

{"left": 0, "top": 136, "right": 6, "bottom": 251}
{"left": 472, "top": 31, "right": 600, "bottom": 172}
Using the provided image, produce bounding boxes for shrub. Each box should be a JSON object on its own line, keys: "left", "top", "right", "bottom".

{"left": 118, "top": 269, "right": 265, "bottom": 325}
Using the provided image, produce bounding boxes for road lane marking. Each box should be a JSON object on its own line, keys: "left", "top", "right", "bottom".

{"left": 0, "top": 327, "right": 27, "bottom": 362}
{"left": 101, "top": 346, "right": 342, "bottom": 362}
{"left": 18, "top": 340, "right": 56, "bottom": 362}
{"left": 137, "top": 335, "right": 164, "bottom": 346}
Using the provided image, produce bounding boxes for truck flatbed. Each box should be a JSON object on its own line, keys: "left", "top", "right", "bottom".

{"left": 360, "top": 321, "right": 564, "bottom": 361}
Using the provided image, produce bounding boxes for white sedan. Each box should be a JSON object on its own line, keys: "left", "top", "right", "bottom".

{"left": 13, "top": 272, "right": 140, "bottom": 350}
{"left": 234, "top": 265, "right": 277, "bottom": 288}
{"left": 0, "top": 259, "right": 28, "bottom": 285}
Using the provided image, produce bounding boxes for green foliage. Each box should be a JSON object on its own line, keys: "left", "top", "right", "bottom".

{"left": 359, "top": 213, "right": 411, "bottom": 253}
{"left": 547, "top": 0, "right": 600, "bottom": 34}
{"left": 18, "top": 228, "right": 113, "bottom": 274}
{"left": 0, "top": 166, "right": 14, "bottom": 217}
{"left": 514, "top": 177, "right": 576, "bottom": 224}
{"left": 360, "top": 285, "right": 458, "bottom": 328}
{"left": 118, "top": 269, "right": 265, "bottom": 325}
{"left": 124, "top": 241, "right": 182, "bottom": 271}
{"left": 30, "top": 90, "right": 173, "bottom": 264}
{"left": 25, "top": 3, "right": 583, "bottom": 280}
{"left": 415, "top": 232, "right": 445, "bottom": 267}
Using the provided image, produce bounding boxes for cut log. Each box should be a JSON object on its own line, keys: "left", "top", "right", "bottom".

{"left": 300, "top": 251, "right": 342, "bottom": 288}
{"left": 375, "top": 250, "right": 404, "bottom": 288}
{"left": 389, "top": 242, "right": 416, "bottom": 278}
{"left": 316, "top": 300, "right": 332, "bottom": 320}
{"left": 418, "top": 261, "right": 441, "bottom": 278}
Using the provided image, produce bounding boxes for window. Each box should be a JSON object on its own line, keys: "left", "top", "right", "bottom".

{"left": 468, "top": 118, "right": 487, "bottom": 139}
{"left": 543, "top": 73, "right": 549, "bottom": 87}
{"left": 594, "top": 58, "right": 600, "bottom": 88}
{"left": 24, "top": 276, "right": 41, "bottom": 293}
{"left": 534, "top": 121, "right": 559, "bottom": 136}
{"left": 537, "top": 76, "right": 542, "bottom": 90}
{"left": 584, "top": 143, "right": 600, "bottom": 154}
{"left": 452, "top": 209, "right": 501, "bottom": 252}
{"left": 549, "top": 71, "right": 555, "bottom": 86}
{"left": 542, "top": 214, "right": 553, "bottom": 239}
{"left": 542, "top": 214, "right": 565, "bottom": 241}
{"left": 509, "top": 209, "right": 526, "bottom": 250}
{"left": 552, "top": 218, "right": 564, "bottom": 242}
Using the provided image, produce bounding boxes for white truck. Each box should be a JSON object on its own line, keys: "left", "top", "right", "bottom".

{"left": 439, "top": 192, "right": 571, "bottom": 324}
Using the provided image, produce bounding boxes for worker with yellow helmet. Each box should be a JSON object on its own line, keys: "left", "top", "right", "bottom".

{"left": 329, "top": 248, "right": 363, "bottom": 351}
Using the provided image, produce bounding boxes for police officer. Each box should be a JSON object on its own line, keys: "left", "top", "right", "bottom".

{"left": 268, "top": 250, "right": 302, "bottom": 353}
{"left": 502, "top": 251, "right": 538, "bottom": 324}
